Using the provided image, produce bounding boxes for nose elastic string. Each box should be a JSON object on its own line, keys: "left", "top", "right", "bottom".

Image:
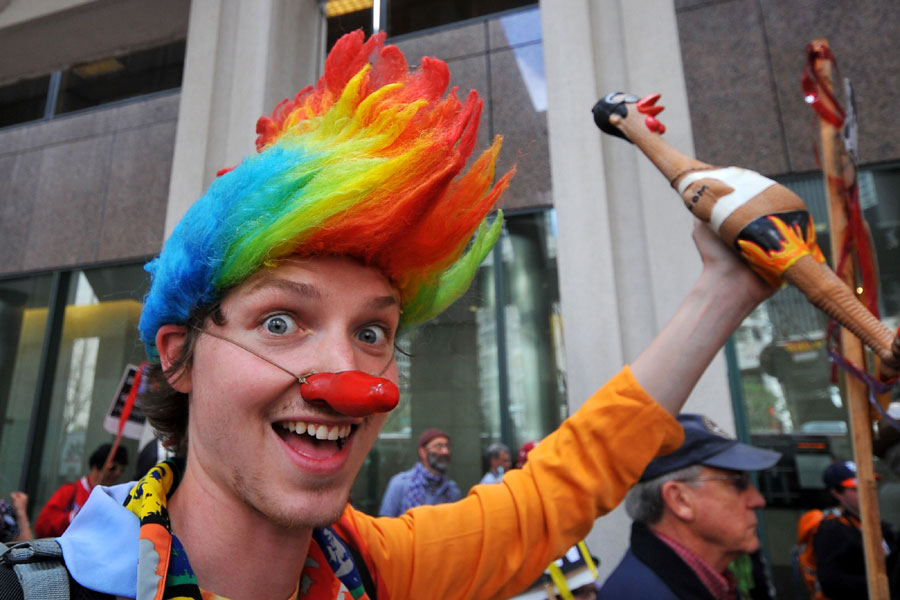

{"left": 194, "top": 327, "right": 309, "bottom": 383}
{"left": 192, "top": 327, "right": 396, "bottom": 382}
{"left": 191, "top": 327, "right": 400, "bottom": 417}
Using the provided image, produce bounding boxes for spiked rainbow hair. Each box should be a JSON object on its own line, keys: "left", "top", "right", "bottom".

{"left": 138, "top": 31, "right": 513, "bottom": 359}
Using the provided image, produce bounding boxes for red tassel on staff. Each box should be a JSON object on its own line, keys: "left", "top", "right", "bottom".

{"left": 806, "top": 38, "right": 890, "bottom": 600}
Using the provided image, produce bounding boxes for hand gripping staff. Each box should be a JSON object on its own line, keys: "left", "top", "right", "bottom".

{"left": 592, "top": 92, "right": 900, "bottom": 370}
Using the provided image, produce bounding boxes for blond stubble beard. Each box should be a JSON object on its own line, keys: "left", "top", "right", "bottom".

{"left": 231, "top": 468, "right": 350, "bottom": 530}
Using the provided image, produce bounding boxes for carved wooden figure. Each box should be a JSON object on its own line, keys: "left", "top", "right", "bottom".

{"left": 592, "top": 92, "right": 899, "bottom": 367}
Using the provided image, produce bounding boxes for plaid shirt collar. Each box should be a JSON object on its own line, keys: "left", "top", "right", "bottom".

{"left": 653, "top": 529, "right": 739, "bottom": 600}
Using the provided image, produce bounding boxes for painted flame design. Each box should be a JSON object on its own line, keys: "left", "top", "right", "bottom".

{"left": 737, "top": 215, "right": 826, "bottom": 286}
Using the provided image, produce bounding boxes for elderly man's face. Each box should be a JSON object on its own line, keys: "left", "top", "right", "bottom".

{"left": 420, "top": 436, "right": 451, "bottom": 473}
{"left": 491, "top": 451, "right": 511, "bottom": 473}
{"left": 684, "top": 466, "right": 766, "bottom": 561}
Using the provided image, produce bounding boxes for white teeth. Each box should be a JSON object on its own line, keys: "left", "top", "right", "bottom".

{"left": 278, "top": 420, "right": 351, "bottom": 440}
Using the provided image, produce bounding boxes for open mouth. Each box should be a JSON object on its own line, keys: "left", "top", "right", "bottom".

{"left": 275, "top": 420, "right": 355, "bottom": 457}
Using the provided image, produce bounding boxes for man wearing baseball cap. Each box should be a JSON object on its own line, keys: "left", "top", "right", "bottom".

{"left": 379, "top": 428, "right": 461, "bottom": 517}
{"left": 813, "top": 461, "right": 898, "bottom": 599}
{"left": 598, "top": 414, "right": 781, "bottom": 599}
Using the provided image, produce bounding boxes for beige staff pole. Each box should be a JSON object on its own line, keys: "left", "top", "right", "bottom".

{"left": 812, "top": 38, "right": 889, "bottom": 600}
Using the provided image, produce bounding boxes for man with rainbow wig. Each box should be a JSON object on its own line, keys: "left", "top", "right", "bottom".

{"left": 27, "top": 32, "right": 773, "bottom": 599}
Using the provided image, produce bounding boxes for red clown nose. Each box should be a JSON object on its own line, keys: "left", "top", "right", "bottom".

{"left": 299, "top": 371, "right": 400, "bottom": 417}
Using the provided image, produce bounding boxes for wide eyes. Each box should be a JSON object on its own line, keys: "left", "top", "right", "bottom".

{"left": 357, "top": 325, "right": 387, "bottom": 346}
{"left": 263, "top": 314, "right": 297, "bottom": 335}
{"left": 261, "top": 314, "right": 391, "bottom": 347}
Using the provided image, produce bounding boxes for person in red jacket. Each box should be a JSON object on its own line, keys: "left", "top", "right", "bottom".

{"left": 33, "top": 443, "right": 128, "bottom": 538}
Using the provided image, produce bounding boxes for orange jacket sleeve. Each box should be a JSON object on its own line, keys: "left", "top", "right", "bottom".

{"left": 345, "top": 366, "right": 684, "bottom": 600}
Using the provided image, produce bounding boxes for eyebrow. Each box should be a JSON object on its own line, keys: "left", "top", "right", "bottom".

{"left": 244, "top": 278, "right": 322, "bottom": 300}
{"left": 244, "top": 277, "right": 400, "bottom": 311}
{"left": 367, "top": 295, "right": 401, "bottom": 311}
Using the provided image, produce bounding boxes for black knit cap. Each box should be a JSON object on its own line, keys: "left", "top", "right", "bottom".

{"left": 640, "top": 414, "right": 781, "bottom": 482}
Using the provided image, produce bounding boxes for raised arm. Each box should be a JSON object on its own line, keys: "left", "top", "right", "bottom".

{"left": 631, "top": 221, "right": 774, "bottom": 415}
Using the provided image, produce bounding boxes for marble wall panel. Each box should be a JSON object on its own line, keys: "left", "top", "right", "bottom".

{"left": 444, "top": 53, "right": 492, "bottom": 159}
{"left": 0, "top": 152, "right": 41, "bottom": 274}
{"left": 391, "top": 21, "right": 486, "bottom": 64}
{"left": 22, "top": 137, "right": 111, "bottom": 270}
{"left": 757, "top": 0, "right": 900, "bottom": 170}
{"left": 0, "top": 94, "right": 178, "bottom": 276}
{"left": 676, "top": 0, "right": 900, "bottom": 174}
{"left": 97, "top": 120, "right": 175, "bottom": 261}
{"left": 676, "top": 0, "right": 787, "bottom": 174}
{"left": 0, "top": 109, "right": 118, "bottom": 155}
{"left": 489, "top": 44, "right": 551, "bottom": 210}
{"left": 113, "top": 91, "right": 180, "bottom": 130}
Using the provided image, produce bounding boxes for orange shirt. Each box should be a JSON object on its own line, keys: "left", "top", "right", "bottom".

{"left": 342, "top": 366, "right": 683, "bottom": 600}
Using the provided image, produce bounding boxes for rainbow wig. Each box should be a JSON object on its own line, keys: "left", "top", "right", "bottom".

{"left": 138, "top": 31, "right": 513, "bottom": 359}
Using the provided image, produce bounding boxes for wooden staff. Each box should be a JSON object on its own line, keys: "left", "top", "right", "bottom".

{"left": 810, "top": 38, "right": 889, "bottom": 599}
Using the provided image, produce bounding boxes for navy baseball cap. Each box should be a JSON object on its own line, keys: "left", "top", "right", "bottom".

{"left": 640, "top": 414, "right": 781, "bottom": 482}
{"left": 823, "top": 461, "right": 859, "bottom": 489}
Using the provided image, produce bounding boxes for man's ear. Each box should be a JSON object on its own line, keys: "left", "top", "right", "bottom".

{"left": 661, "top": 480, "right": 695, "bottom": 521}
{"left": 156, "top": 324, "right": 192, "bottom": 393}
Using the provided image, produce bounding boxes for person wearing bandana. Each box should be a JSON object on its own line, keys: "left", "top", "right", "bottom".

{"left": 379, "top": 429, "right": 461, "bottom": 517}
{"left": 10, "top": 30, "right": 779, "bottom": 600}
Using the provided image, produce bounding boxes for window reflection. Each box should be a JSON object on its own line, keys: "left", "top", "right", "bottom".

{"left": 34, "top": 264, "right": 148, "bottom": 512}
{"left": 350, "top": 209, "right": 564, "bottom": 514}
{"left": 0, "top": 275, "right": 53, "bottom": 499}
{"left": 736, "top": 166, "right": 900, "bottom": 439}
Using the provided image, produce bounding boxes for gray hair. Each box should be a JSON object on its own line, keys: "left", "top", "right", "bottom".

{"left": 625, "top": 464, "right": 703, "bottom": 524}
{"left": 486, "top": 442, "right": 510, "bottom": 460}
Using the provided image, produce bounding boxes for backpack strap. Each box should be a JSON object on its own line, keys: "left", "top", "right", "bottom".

{"left": 1, "top": 538, "right": 70, "bottom": 600}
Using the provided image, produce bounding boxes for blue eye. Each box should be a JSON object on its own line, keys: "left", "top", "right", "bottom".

{"left": 357, "top": 326, "right": 386, "bottom": 345}
{"left": 263, "top": 314, "right": 296, "bottom": 335}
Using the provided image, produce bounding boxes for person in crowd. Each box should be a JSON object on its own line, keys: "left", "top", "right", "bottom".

{"left": 0, "top": 492, "right": 33, "bottom": 543}
{"left": 1, "top": 30, "right": 817, "bottom": 600}
{"left": 479, "top": 442, "right": 511, "bottom": 485}
{"left": 517, "top": 440, "right": 539, "bottom": 468}
{"left": 598, "top": 413, "right": 781, "bottom": 599}
{"left": 379, "top": 428, "right": 461, "bottom": 516}
{"left": 33, "top": 443, "right": 127, "bottom": 538}
{"left": 511, "top": 542, "right": 600, "bottom": 600}
{"left": 812, "top": 460, "right": 898, "bottom": 599}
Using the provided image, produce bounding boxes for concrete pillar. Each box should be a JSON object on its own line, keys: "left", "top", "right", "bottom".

{"left": 165, "top": 0, "right": 325, "bottom": 236}
{"left": 540, "top": 0, "right": 736, "bottom": 578}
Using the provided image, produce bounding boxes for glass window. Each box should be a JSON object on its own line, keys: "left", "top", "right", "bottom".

{"left": 502, "top": 210, "right": 565, "bottom": 449}
{"left": 33, "top": 263, "right": 149, "bottom": 513}
{"left": 55, "top": 40, "right": 185, "bottom": 115}
{"left": 735, "top": 166, "right": 900, "bottom": 441}
{"left": 325, "top": 0, "right": 538, "bottom": 47}
{"left": 731, "top": 164, "right": 900, "bottom": 595}
{"left": 0, "top": 74, "right": 51, "bottom": 129}
{"left": 387, "top": 0, "right": 536, "bottom": 37}
{"left": 0, "top": 274, "right": 53, "bottom": 499}
{"left": 350, "top": 209, "right": 564, "bottom": 514}
{"left": 327, "top": 1, "right": 374, "bottom": 50}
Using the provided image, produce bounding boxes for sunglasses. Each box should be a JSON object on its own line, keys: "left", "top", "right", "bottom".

{"left": 679, "top": 471, "right": 751, "bottom": 491}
